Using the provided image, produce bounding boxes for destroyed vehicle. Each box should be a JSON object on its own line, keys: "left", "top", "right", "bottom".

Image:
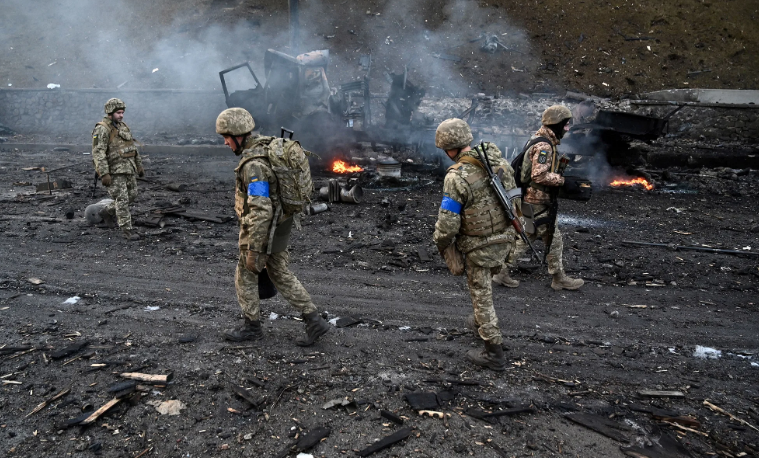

{"left": 220, "top": 49, "right": 354, "bottom": 154}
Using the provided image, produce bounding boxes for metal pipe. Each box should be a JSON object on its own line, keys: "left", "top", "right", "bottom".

{"left": 289, "top": 0, "right": 300, "bottom": 54}
{"left": 622, "top": 240, "right": 759, "bottom": 257}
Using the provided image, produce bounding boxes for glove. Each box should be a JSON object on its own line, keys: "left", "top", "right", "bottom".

{"left": 101, "top": 173, "right": 112, "bottom": 187}
{"left": 137, "top": 166, "right": 145, "bottom": 177}
{"left": 245, "top": 250, "right": 269, "bottom": 274}
{"left": 562, "top": 175, "right": 581, "bottom": 194}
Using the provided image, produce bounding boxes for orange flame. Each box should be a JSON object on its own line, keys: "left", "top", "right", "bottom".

{"left": 332, "top": 160, "right": 364, "bottom": 173}
{"left": 610, "top": 177, "right": 654, "bottom": 191}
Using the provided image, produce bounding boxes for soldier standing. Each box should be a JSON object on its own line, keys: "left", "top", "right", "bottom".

{"left": 92, "top": 98, "right": 144, "bottom": 241}
{"left": 494, "top": 105, "right": 584, "bottom": 291}
{"left": 433, "top": 118, "right": 517, "bottom": 372}
{"left": 215, "top": 108, "right": 330, "bottom": 347}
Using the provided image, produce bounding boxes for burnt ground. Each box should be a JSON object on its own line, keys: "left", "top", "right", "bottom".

{"left": 1, "top": 145, "right": 758, "bottom": 458}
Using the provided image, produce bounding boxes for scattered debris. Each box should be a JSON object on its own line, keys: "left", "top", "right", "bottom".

{"left": 565, "top": 412, "right": 631, "bottom": 442}
{"left": 639, "top": 390, "right": 685, "bottom": 398}
{"left": 380, "top": 410, "right": 404, "bottom": 425}
{"left": 46, "top": 83, "right": 60, "bottom": 89}
{"left": 419, "top": 410, "right": 449, "bottom": 419}
{"left": 62, "top": 296, "right": 80, "bottom": 305}
{"left": 78, "top": 398, "right": 122, "bottom": 426}
{"left": 26, "top": 387, "right": 70, "bottom": 417}
{"left": 703, "top": 400, "right": 759, "bottom": 432}
{"left": 693, "top": 345, "right": 721, "bottom": 359}
{"left": 148, "top": 399, "right": 185, "bottom": 416}
{"left": 355, "top": 427, "right": 412, "bottom": 457}
{"left": 50, "top": 340, "right": 89, "bottom": 360}
{"left": 27, "top": 277, "right": 44, "bottom": 285}
{"left": 120, "top": 372, "right": 173, "bottom": 385}
{"left": 404, "top": 392, "right": 439, "bottom": 410}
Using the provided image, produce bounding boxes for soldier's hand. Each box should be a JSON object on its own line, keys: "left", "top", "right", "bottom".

{"left": 101, "top": 174, "right": 112, "bottom": 187}
{"left": 245, "top": 251, "right": 269, "bottom": 274}
{"left": 137, "top": 166, "right": 145, "bottom": 178}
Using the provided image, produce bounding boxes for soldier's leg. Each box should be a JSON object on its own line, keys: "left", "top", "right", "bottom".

{"left": 127, "top": 174, "right": 138, "bottom": 205}
{"left": 493, "top": 235, "right": 520, "bottom": 288}
{"left": 108, "top": 174, "right": 132, "bottom": 230}
{"left": 466, "top": 260, "right": 506, "bottom": 371}
{"left": 266, "top": 251, "right": 317, "bottom": 315}
{"left": 235, "top": 250, "right": 261, "bottom": 321}
{"left": 538, "top": 225, "right": 564, "bottom": 275}
{"left": 535, "top": 223, "right": 583, "bottom": 290}
{"left": 224, "top": 250, "right": 264, "bottom": 341}
{"left": 267, "top": 251, "right": 328, "bottom": 346}
{"left": 467, "top": 262, "right": 503, "bottom": 345}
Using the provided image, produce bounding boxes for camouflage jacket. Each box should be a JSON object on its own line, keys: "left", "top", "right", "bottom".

{"left": 523, "top": 126, "right": 564, "bottom": 204}
{"left": 235, "top": 135, "right": 287, "bottom": 252}
{"left": 91, "top": 117, "right": 142, "bottom": 176}
{"left": 433, "top": 144, "right": 516, "bottom": 260}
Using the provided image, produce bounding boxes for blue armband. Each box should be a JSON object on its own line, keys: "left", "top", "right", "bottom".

{"left": 440, "top": 196, "right": 463, "bottom": 214}
{"left": 247, "top": 180, "right": 270, "bottom": 197}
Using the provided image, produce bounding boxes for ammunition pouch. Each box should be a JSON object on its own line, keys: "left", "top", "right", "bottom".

{"left": 521, "top": 203, "right": 553, "bottom": 234}
{"left": 442, "top": 244, "right": 465, "bottom": 276}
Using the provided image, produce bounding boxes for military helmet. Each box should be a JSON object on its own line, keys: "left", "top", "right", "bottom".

{"left": 435, "top": 118, "right": 473, "bottom": 150}
{"left": 215, "top": 108, "right": 255, "bottom": 136}
{"left": 104, "top": 98, "right": 126, "bottom": 114}
{"left": 541, "top": 105, "right": 572, "bottom": 126}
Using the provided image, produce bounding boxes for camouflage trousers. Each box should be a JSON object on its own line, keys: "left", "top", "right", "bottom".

{"left": 235, "top": 249, "right": 317, "bottom": 321}
{"left": 466, "top": 243, "right": 508, "bottom": 345}
{"left": 506, "top": 203, "right": 564, "bottom": 275}
{"left": 105, "top": 174, "right": 137, "bottom": 230}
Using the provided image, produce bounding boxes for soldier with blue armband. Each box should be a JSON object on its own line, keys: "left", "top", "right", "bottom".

{"left": 432, "top": 118, "right": 517, "bottom": 372}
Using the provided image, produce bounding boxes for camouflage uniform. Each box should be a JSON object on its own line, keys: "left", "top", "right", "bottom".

{"left": 234, "top": 135, "right": 317, "bottom": 321}
{"left": 92, "top": 117, "right": 142, "bottom": 230}
{"left": 433, "top": 143, "right": 516, "bottom": 345}
{"left": 509, "top": 126, "right": 565, "bottom": 274}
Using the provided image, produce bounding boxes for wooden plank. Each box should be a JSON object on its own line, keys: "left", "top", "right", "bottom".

{"left": 565, "top": 413, "right": 630, "bottom": 442}
{"left": 356, "top": 427, "right": 412, "bottom": 457}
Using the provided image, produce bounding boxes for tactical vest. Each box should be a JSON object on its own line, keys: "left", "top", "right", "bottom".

{"left": 92, "top": 121, "right": 139, "bottom": 167}
{"left": 448, "top": 156, "right": 508, "bottom": 238}
{"left": 521, "top": 137, "right": 558, "bottom": 194}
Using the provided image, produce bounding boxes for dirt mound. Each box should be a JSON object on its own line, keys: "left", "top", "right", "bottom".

{"left": 0, "top": 0, "right": 756, "bottom": 97}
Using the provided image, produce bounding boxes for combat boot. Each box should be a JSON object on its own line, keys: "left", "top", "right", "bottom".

{"left": 492, "top": 270, "right": 519, "bottom": 288}
{"left": 466, "top": 341, "right": 506, "bottom": 371}
{"left": 223, "top": 318, "right": 264, "bottom": 342}
{"left": 122, "top": 229, "right": 141, "bottom": 241}
{"left": 551, "top": 272, "right": 584, "bottom": 291}
{"left": 296, "top": 311, "right": 331, "bottom": 347}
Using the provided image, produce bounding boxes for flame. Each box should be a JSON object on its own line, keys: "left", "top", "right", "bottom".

{"left": 332, "top": 160, "right": 364, "bottom": 173}
{"left": 609, "top": 177, "right": 654, "bottom": 191}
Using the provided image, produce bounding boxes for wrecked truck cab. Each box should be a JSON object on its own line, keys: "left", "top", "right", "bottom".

{"left": 220, "top": 49, "right": 352, "bottom": 155}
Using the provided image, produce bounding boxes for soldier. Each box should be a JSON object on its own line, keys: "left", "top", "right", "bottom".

{"left": 494, "top": 105, "right": 584, "bottom": 291}
{"left": 92, "top": 98, "right": 144, "bottom": 241}
{"left": 216, "top": 107, "right": 330, "bottom": 347}
{"left": 433, "top": 118, "right": 516, "bottom": 372}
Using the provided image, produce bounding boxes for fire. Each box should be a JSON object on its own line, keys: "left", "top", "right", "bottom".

{"left": 332, "top": 160, "right": 364, "bottom": 173}
{"left": 609, "top": 177, "right": 654, "bottom": 191}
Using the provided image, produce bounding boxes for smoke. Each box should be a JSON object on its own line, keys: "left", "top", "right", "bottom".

{"left": 562, "top": 131, "right": 615, "bottom": 185}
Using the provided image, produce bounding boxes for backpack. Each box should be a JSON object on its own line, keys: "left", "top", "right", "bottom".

{"left": 510, "top": 136, "right": 551, "bottom": 191}
{"left": 264, "top": 137, "right": 314, "bottom": 217}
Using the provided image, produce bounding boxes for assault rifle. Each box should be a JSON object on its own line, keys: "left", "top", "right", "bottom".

{"left": 474, "top": 143, "right": 543, "bottom": 264}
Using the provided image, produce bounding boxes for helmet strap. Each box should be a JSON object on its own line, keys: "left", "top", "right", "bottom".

{"left": 232, "top": 133, "right": 249, "bottom": 155}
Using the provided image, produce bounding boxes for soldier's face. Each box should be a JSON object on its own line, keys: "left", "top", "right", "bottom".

{"left": 223, "top": 135, "right": 244, "bottom": 153}
{"left": 111, "top": 110, "right": 124, "bottom": 123}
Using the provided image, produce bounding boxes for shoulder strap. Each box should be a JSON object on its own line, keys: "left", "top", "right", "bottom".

{"left": 523, "top": 136, "right": 552, "bottom": 155}
{"left": 458, "top": 155, "right": 486, "bottom": 170}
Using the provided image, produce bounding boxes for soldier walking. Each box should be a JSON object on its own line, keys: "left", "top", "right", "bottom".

{"left": 91, "top": 98, "right": 144, "bottom": 241}
{"left": 433, "top": 118, "right": 517, "bottom": 371}
{"left": 216, "top": 108, "right": 330, "bottom": 347}
{"left": 493, "top": 105, "right": 584, "bottom": 291}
